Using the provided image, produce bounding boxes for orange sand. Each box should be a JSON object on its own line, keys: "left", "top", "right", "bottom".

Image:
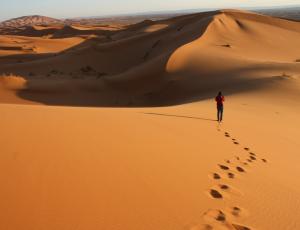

{"left": 0, "top": 9, "right": 300, "bottom": 230}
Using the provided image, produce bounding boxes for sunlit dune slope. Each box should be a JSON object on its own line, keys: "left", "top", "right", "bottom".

{"left": 0, "top": 9, "right": 299, "bottom": 106}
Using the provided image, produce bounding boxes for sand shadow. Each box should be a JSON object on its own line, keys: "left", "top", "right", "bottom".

{"left": 0, "top": 11, "right": 292, "bottom": 107}
{"left": 142, "top": 112, "right": 216, "bottom": 122}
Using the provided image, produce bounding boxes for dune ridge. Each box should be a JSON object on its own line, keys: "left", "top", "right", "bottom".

{"left": 0, "top": 9, "right": 299, "bottom": 106}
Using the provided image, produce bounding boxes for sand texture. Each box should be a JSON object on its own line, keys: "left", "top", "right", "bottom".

{"left": 0, "top": 9, "right": 300, "bottom": 230}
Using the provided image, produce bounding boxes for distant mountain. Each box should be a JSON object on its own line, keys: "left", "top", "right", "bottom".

{"left": 0, "top": 15, "right": 63, "bottom": 27}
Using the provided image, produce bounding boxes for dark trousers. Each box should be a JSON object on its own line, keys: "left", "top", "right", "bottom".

{"left": 217, "top": 105, "right": 223, "bottom": 122}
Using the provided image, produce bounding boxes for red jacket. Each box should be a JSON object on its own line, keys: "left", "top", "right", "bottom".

{"left": 215, "top": 96, "right": 225, "bottom": 106}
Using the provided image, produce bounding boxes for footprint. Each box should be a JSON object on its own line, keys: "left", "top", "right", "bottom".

{"left": 235, "top": 156, "right": 240, "bottom": 161}
{"left": 203, "top": 209, "right": 250, "bottom": 230}
{"left": 219, "top": 184, "right": 230, "bottom": 190}
{"left": 244, "top": 148, "right": 250, "bottom": 151}
{"left": 231, "top": 207, "right": 242, "bottom": 217}
{"left": 236, "top": 166, "right": 245, "bottom": 173}
{"left": 228, "top": 172, "right": 235, "bottom": 179}
{"left": 249, "top": 156, "right": 256, "bottom": 161}
{"left": 232, "top": 224, "right": 251, "bottom": 230}
{"left": 232, "top": 138, "right": 236, "bottom": 141}
{"left": 247, "top": 159, "right": 252, "bottom": 163}
{"left": 234, "top": 142, "right": 239, "bottom": 145}
{"left": 226, "top": 160, "right": 231, "bottom": 164}
{"left": 243, "top": 162, "right": 248, "bottom": 166}
{"left": 203, "top": 209, "right": 226, "bottom": 222}
{"left": 219, "top": 165, "right": 230, "bottom": 170}
{"left": 210, "top": 189, "right": 223, "bottom": 199}
{"left": 249, "top": 152, "right": 256, "bottom": 156}
{"left": 213, "top": 173, "right": 221, "bottom": 180}
{"left": 215, "top": 211, "right": 226, "bottom": 222}
{"left": 262, "top": 159, "right": 268, "bottom": 163}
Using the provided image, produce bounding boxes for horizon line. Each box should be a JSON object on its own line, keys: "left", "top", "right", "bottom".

{"left": 1, "top": 3, "right": 299, "bottom": 22}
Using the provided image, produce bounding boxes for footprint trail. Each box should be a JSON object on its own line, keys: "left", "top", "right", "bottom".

{"left": 200, "top": 129, "right": 269, "bottom": 229}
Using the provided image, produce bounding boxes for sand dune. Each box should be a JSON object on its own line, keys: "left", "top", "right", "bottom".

{"left": 0, "top": 35, "right": 85, "bottom": 54}
{"left": 0, "top": 9, "right": 300, "bottom": 230}
{"left": 0, "top": 24, "right": 114, "bottom": 38}
{"left": 0, "top": 9, "right": 299, "bottom": 106}
{"left": 1, "top": 91, "right": 300, "bottom": 230}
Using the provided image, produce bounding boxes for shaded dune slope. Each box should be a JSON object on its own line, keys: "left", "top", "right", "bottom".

{"left": 0, "top": 25, "right": 111, "bottom": 38}
{"left": 0, "top": 10, "right": 300, "bottom": 106}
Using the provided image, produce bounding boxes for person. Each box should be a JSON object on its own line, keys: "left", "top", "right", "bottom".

{"left": 215, "top": 92, "right": 225, "bottom": 122}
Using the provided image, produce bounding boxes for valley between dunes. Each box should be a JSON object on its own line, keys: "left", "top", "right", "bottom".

{"left": 0, "top": 9, "right": 300, "bottom": 230}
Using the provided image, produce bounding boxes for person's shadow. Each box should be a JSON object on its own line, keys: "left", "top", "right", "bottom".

{"left": 143, "top": 112, "right": 216, "bottom": 122}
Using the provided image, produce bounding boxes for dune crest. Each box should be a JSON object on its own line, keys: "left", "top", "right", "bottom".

{"left": 0, "top": 75, "right": 27, "bottom": 90}
{"left": 0, "top": 9, "right": 299, "bottom": 107}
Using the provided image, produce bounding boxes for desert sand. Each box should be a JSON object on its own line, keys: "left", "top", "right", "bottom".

{"left": 0, "top": 9, "right": 300, "bottom": 230}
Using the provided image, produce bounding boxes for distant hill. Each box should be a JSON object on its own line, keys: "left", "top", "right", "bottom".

{"left": 0, "top": 15, "right": 63, "bottom": 27}
{"left": 256, "top": 7, "right": 300, "bottom": 21}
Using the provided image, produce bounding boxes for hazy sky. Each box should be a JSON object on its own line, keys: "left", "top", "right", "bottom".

{"left": 0, "top": 0, "right": 299, "bottom": 21}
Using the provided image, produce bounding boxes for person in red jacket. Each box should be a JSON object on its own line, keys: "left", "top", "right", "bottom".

{"left": 215, "top": 91, "right": 225, "bottom": 122}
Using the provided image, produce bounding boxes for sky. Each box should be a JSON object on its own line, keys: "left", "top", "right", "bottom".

{"left": 0, "top": 0, "right": 299, "bottom": 21}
